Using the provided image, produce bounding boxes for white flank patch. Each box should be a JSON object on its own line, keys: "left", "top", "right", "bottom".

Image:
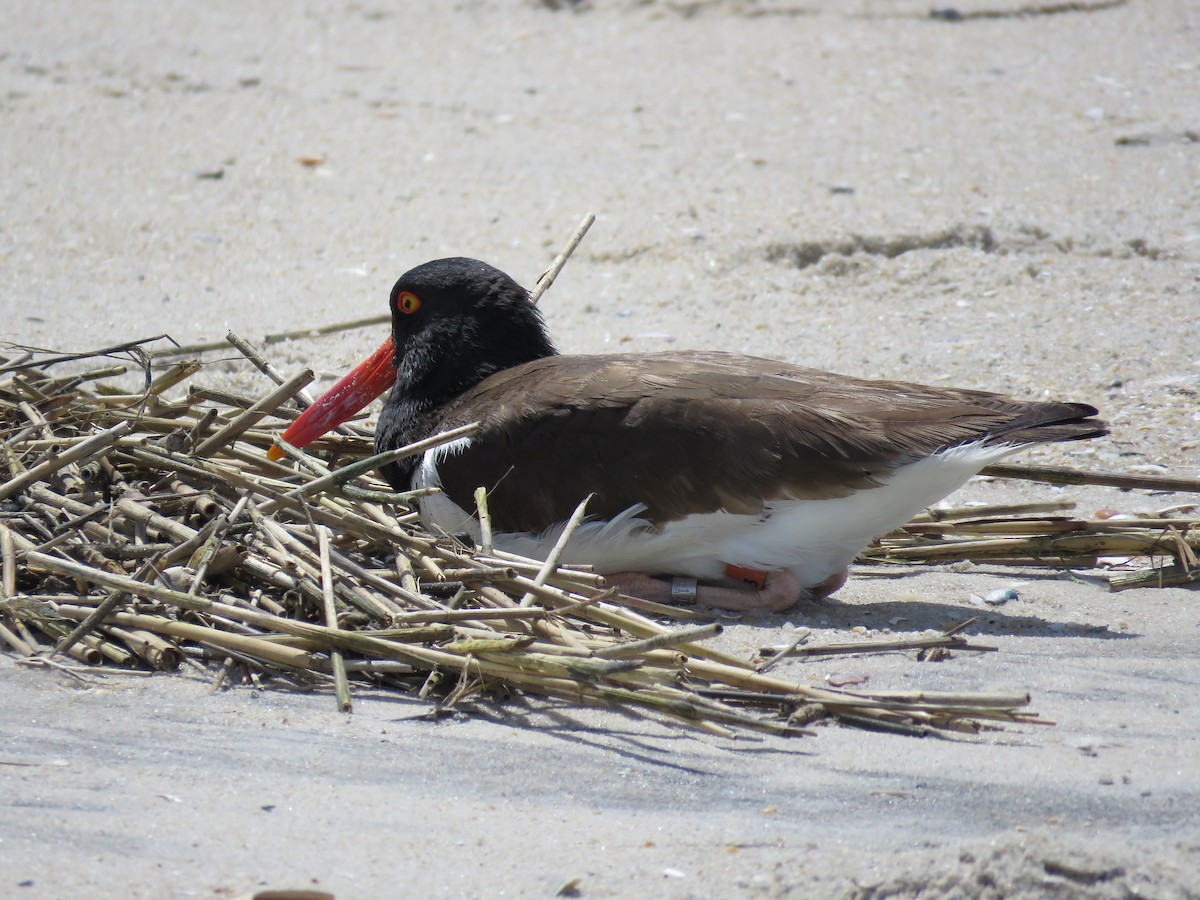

{"left": 416, "top": 439, "right": 1022, "bottom": 590}
{"left": 413, "top": 437, "right": 481, "bottom": 539}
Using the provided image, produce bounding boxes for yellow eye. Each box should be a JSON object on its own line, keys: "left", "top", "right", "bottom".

{"left": 396, "top": 291, "right": 421, "bottom": 315}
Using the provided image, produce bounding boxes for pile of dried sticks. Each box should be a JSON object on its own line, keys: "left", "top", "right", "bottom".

{"left": 0, "top": 332, "right": 1072, "bottom": 739}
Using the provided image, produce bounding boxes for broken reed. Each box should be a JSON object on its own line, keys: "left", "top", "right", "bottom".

{"left": 0, "top": 330, "right": 1194, "bottom": 737}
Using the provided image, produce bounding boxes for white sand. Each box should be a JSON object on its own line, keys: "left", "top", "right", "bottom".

{"left": 2, "top": 1, "right": 1199, "bottom": 896}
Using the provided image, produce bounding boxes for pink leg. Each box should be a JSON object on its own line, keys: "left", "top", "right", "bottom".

{"left": 807, "top": 566, "right": 849, "bottom": 601}
{"left": 605, "top": 570, "right": 805, "bottom": 612}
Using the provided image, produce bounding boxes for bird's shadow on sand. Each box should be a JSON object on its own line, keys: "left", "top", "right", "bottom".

{"left": 788, "top": 595, "right": 1137, "bottom": 640}
{"left": 728, "top": 567, "right": 1144, "bottom": 640}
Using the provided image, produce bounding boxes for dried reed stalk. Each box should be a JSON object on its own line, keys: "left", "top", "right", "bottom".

{"left": 530, "top": 212, "right": 595, "bottom": 306}
{"left": 982, "top": 462, "right": 1200, "bottom": 494}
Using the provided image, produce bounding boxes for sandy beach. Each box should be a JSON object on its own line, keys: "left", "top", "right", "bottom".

{"left": 2, "top": 0, "right": 1199, "bottom": 896}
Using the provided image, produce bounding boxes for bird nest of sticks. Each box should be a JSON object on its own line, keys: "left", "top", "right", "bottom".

{"left": 1, "top": 334, "right": 1197, "bottom": 741}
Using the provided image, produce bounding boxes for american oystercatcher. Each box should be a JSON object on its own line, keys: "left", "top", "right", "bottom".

{"left": 270, "top": 258, "right": 1106, "bottom": 611}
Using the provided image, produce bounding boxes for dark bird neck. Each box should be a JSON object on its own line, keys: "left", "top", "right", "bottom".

{"left": 377, "top": 272, "right": 557, "bottom": 488}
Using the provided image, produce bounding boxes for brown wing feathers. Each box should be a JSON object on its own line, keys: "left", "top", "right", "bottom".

{"left": 430, "top": 351, "right": 1106, "bottom": 533}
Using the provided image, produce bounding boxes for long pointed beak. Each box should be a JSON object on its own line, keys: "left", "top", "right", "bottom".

{"left": 267, "top": 336, "right": 397, "bottom": 461}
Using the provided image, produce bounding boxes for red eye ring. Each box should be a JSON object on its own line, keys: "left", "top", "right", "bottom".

{"left": 396, "top": 291, "right": 421, "bottom": 315}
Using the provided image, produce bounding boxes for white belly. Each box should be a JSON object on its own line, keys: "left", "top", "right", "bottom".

{"left": 414, "top": 439, "right": 1019, "bottom": 589}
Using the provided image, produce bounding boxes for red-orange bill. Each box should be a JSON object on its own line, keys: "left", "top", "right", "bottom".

{"left": 267, "top": 336, "right": 397, "bottom": 461}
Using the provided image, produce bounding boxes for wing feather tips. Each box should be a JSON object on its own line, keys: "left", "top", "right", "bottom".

{"left": 982, "top": 401, "right": 1108, "bottom": 447}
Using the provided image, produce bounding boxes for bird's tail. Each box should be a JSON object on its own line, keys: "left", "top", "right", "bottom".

{"left": 983, "top": 401, "right": 1108, "bottom": 446}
